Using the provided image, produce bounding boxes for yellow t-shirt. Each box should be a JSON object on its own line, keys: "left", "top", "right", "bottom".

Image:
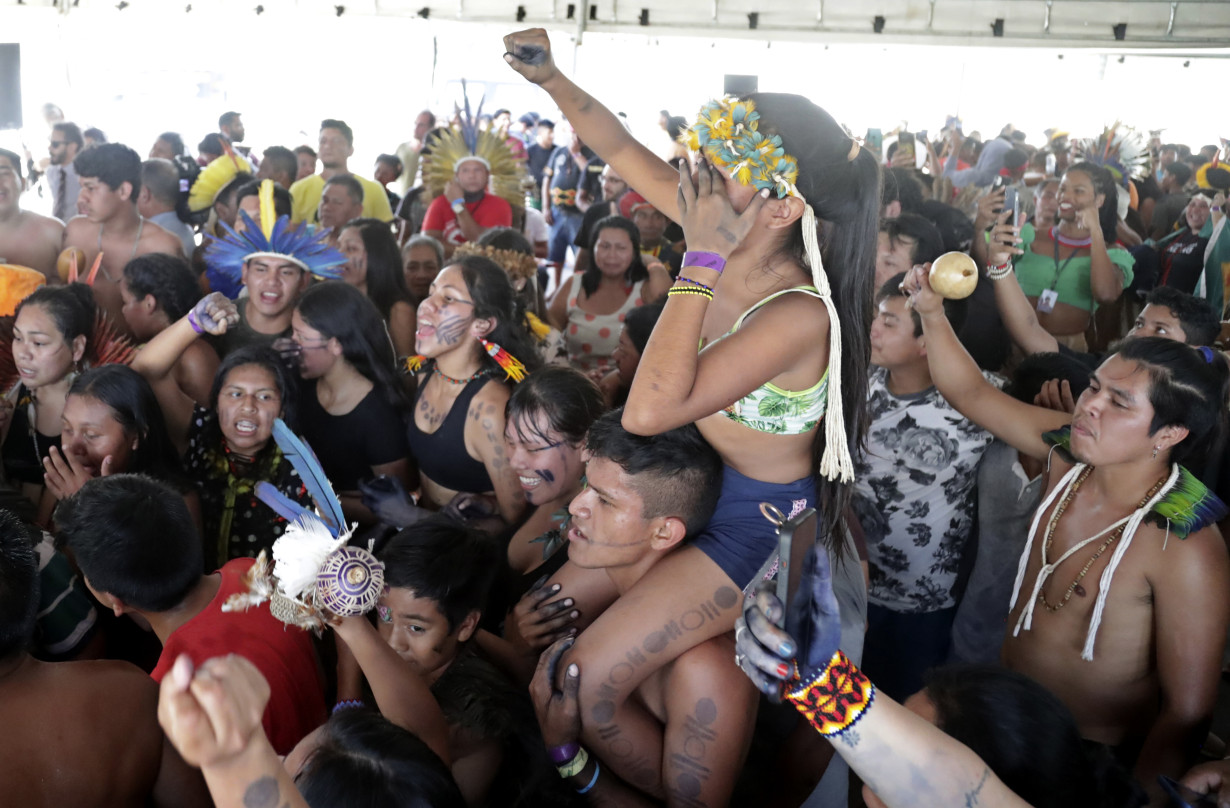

{"left": 289, "top": 173, "right": 394, "bottom": 224}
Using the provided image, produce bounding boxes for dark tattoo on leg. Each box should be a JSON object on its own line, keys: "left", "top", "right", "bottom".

{"left": 667, "top": 698, "right": 720, "bottom": 808}
{"left": 242, "top": 776, "right": 280, "bottom": 808}
{"left": 591, "top": 587, "right": 741, "bottom": 795}
{"left": 592, "top": 716, "right": 656, "bottom": 789}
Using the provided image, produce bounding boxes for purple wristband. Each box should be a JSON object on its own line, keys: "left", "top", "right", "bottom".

{"left": 548, "top": 741, "right": 581, "bottom": 764}
{"left": 682, "top": 251, "right": 727, "bottom": 274}
{"left": 186, "top": 308, "right": 204, "bottom": 335}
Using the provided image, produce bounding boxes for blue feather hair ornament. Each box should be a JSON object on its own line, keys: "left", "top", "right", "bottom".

{"left": 205, "top": 180, "right": 345, "bottom": 293}
{"left": 227, "top": 418, "right": 385, "bottom": 631}
{"left": 255, "top": 418, "right": 346, "bottom": 536}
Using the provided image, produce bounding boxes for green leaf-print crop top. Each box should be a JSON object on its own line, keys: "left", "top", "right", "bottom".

{"left": 716, "top": 286, "right": 828, "bottom": 435}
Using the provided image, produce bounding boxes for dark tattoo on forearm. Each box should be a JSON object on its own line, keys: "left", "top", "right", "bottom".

{"left": 667, "top": 698, "right": 719, "bottom": 808}
{"left": 242, "top": 776, "right": 281, "bottom": 808}
{"left": 964, "top": 768, "right": 990, "bottom": 808}
{"left": 587, "top": 587, "right": 740, "bottom": 792}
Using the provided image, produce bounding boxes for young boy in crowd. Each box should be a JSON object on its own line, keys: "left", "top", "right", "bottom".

{"left": 335, "top": 516, "right": 559, "bottom": 806}
{"left": 854, "top": 273, "right": 1000, "bottom": 700}
{"left": 54, "top": 474, "right": 326, "bottom": 754}
{"left": 62, "top": 143, "right": 184, "bottom": 334}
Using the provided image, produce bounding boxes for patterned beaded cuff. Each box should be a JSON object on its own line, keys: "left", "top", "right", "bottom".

{"left": 785, "top": 650, "right": 875, "bottom": 737}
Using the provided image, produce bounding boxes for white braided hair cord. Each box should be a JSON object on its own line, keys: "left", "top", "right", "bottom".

{"left": 1007, "top": 462, "right": 1181, "bottom": 661}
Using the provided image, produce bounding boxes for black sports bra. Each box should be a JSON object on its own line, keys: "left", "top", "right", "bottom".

{"left": 407, "top": 371, "right": 495, "bottom": 494}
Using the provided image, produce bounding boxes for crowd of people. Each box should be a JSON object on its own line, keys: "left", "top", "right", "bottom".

{"left": 3, "top": 24, "right": 1230, "bottom": 808}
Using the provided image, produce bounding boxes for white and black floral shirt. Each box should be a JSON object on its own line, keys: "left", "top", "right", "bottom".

{"left": 853, "top": 367, "right": 1002, "bottom": 614}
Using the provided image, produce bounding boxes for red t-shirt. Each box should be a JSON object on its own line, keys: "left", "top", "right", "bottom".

{"left": 150, "top": 558, "right": 326, "bottom": 754}
{"left": 422, "top": 192, "right": 514, "bottom": 246}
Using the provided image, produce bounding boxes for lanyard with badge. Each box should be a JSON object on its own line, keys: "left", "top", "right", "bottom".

{"left": 1038, "top": 235, "right": 1082, "bottom": 314}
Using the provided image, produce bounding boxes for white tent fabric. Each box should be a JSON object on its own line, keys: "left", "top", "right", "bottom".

{"left": 4, "top": 0, "right": 1230, "bottom": 48}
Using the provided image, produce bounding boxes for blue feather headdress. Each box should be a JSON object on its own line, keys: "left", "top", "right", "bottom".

{"left": 205, "top": 179, "right": 345, "bottom": 293}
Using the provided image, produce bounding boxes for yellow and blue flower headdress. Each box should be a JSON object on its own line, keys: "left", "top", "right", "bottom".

{"left": 685, "top": 97, "right": 801, "bottom": 199}
{"left": 205, "top": 180, "right": 346, "bottom": 290}
{"left": 683, "top": 96, "right": 860, "bottom": 483}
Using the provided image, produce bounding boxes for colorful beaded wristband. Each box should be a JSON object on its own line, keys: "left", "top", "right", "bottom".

{"left": 557, "top": 746, "right": 590, "bottom": 778}
{"left": 676, "top": 276, "right": 716, "bottom": 293}
{"left": 682, "top": 250, "right": 727, "bottom": 274}
{"left": 785, "top": 650, "right": 875, "bottom": 738}
{"left": 666, "top": 286, "right": 715, "bottom": 301}
{"left": 548, "top": 741, "right": 581, "bottom": 765}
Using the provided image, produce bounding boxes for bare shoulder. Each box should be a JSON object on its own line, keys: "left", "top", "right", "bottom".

{"left": 30, "top": 212, "right": 65, "bottom": 239}
{"left": 1143, "top": 521, "right": 1230, "bottom": 577}
{"left": 471, "top": 378, "right": 512, "bottom": 413}
{"left": 55, "top": 658, "right": 158, "bottom": 696}
{"left": 62, "top": 215, "right": 96, "bottom": 243}
{"left": 141, "top": 220, "right": 185, "bottom": 257}
{"left": 743, "top": 286, "right": 830, "bottom": 337}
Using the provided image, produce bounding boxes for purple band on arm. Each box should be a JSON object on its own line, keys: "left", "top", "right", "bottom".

{"left": 186, "top": 308, "right": 204, "bottom": 335}
{"left": 548, "top": 741, "right": 581, "bottom": 764}
{"left": 682, "top": 251, "right": 727, "bottom": 274}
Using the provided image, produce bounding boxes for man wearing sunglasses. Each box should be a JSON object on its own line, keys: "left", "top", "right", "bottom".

{"left": 46, "top": 122, "right": 83, "bottom": 223}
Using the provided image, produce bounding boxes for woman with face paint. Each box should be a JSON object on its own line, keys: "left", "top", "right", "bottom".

{"left": 474, "top": 365, "right": 620, "bottom": 686}
{"left": 502, "top": 366, "right": 605, "bottom": 586}
{"left": 399, "top": 255, "right": 542, "bottom": 531}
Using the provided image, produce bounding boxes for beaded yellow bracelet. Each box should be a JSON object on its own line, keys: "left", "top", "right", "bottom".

{"left": 675, "top": 276, "right": 716, "bottom": 293}
{"left": 666, "top": 286, "right": 715, "bottom": 301}
{"left": 785, "top": 650, "right": 875, "bottom": 738}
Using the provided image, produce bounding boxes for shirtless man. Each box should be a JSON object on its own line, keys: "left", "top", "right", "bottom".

{"left": 530, "top": 412, "right": 758, "bottom": 805}
{"left": 902, "top": 264, "right": 1230, "bottom": 802}
{"left": 62, "top": 143, "right": 183, "bottom": 334}
{"left": 0, "top": 510, "right": 209, "bottom": 807}
{"left": 0, "top": 148, "right": 63, "bottom": 281}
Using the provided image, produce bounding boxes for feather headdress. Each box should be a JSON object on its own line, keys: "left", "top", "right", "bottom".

{"left": 1196, "top": 142, "right": 1229, "bottom": 190}
{"left": 223, "top": 418, "right": 384, "bottom": 630}
{"left": 205, "top": 180, "right": 345, "bottom": 291}
{"left": 422, "top": 80, "right": 526, "bottom": 208}
{"left": 187, "top": 143, "right": 250, "bottom": 214}
{"left": 1074, "top": 123, "right": 1148, "bottom": 189}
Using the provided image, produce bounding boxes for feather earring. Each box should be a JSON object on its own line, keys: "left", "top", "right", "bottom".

{"left": 481, "top": 338, "right": 527, "bottom": 382}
